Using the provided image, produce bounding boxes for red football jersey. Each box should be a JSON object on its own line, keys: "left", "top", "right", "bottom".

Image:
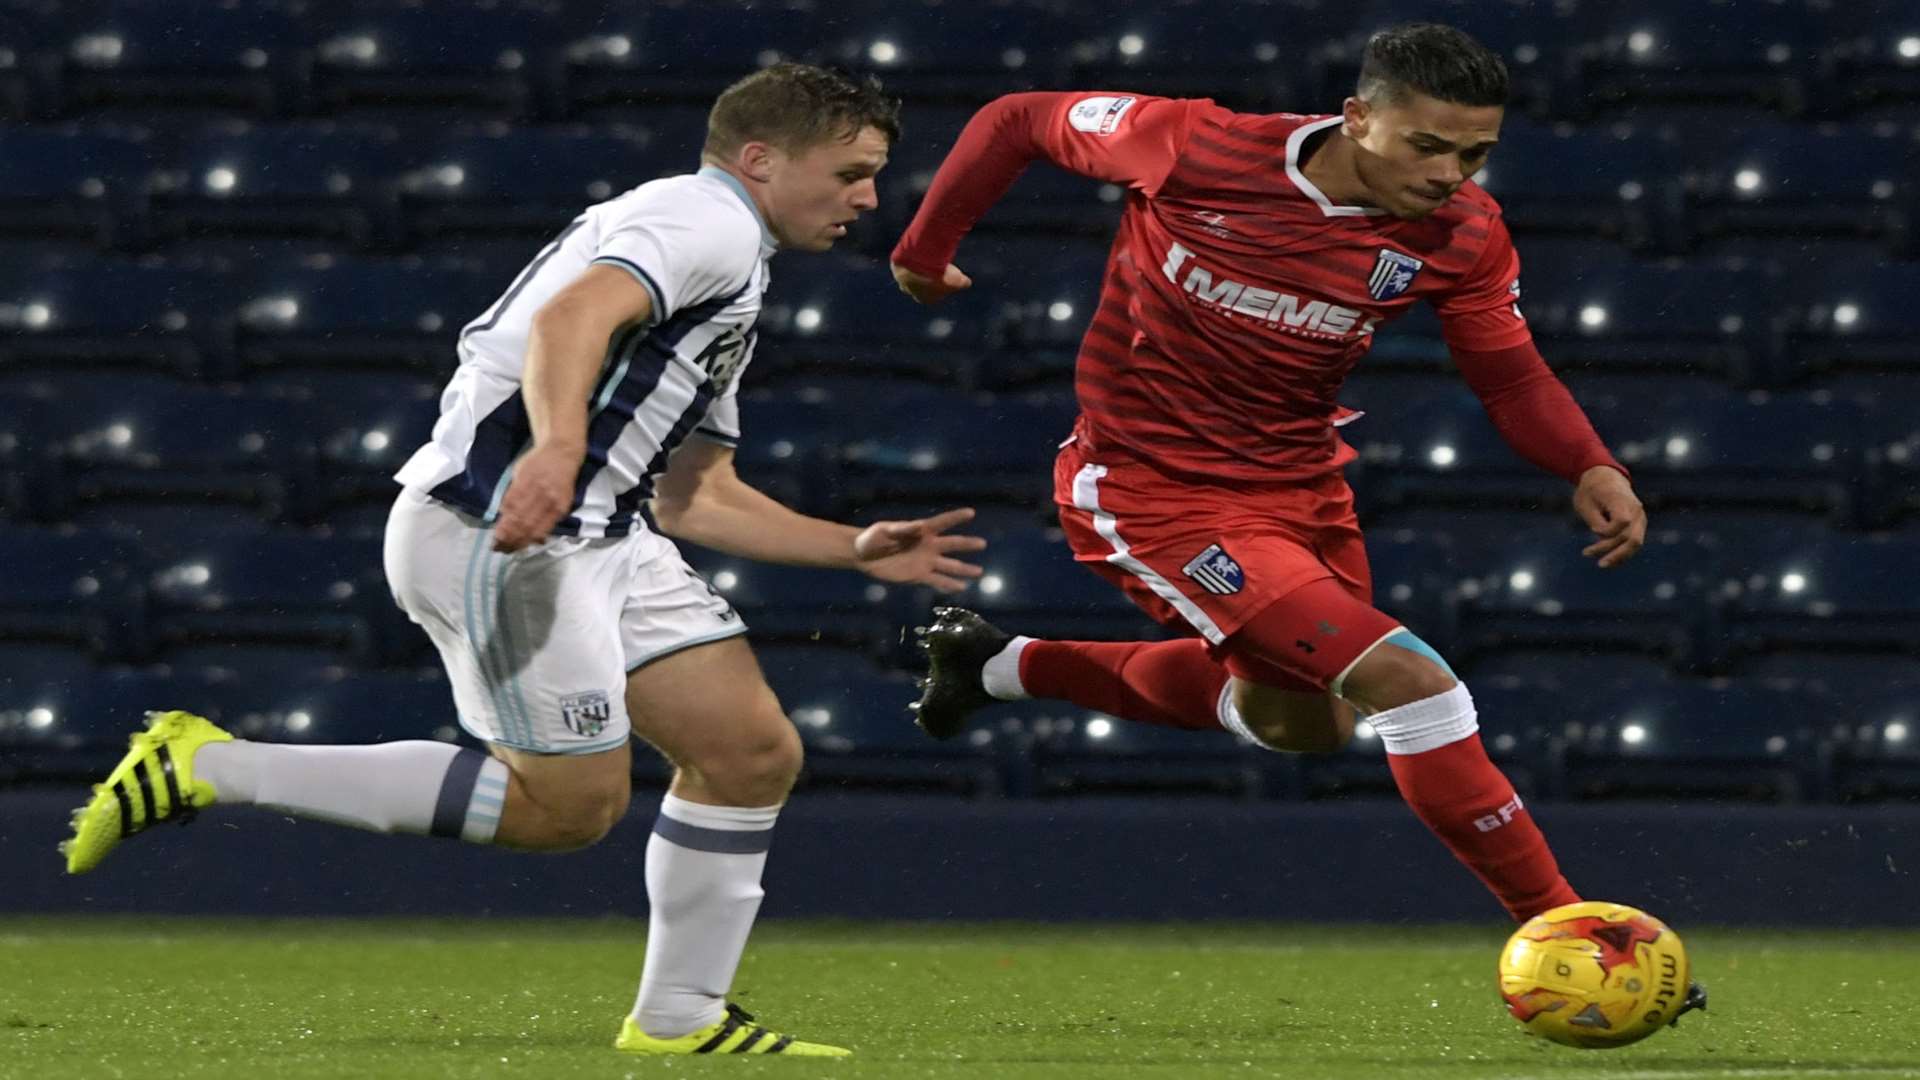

{"left": 918, "top": 94, "right": 1535, "bottom": 484}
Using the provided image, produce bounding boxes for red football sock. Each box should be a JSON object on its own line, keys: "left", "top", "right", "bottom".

{"left": 1018, "top": 638, "right": 1229, "bottom": 732}
{"left": 1386, "top": 734, "right": 1582, "bottom": 922}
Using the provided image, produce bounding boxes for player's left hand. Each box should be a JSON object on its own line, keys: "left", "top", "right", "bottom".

{"left": 1573, "top": 465, "right": 1647, "bottom": 568}
{"left": 854, "top": 507, "right": 987, "bottom": 593}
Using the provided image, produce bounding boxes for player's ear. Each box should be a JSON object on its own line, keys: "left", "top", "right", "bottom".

{"left": 1341, "top": 96, "right": 1371, "bottom": 140}
{"left": 737, "top": 140, "right": 778, "bottom": 184}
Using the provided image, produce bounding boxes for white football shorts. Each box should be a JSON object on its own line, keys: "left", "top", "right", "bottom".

{"left": 383, "top": 487, "right": 746, "bottom": 754}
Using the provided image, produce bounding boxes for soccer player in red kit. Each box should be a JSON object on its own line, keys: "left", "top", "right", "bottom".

{"left": 890, "top": 24, "right": 1649, "bottom": 923}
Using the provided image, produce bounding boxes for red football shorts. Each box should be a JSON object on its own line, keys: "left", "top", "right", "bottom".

{"left": 1052, "top": 434, "right": 1400, "bottom": 692}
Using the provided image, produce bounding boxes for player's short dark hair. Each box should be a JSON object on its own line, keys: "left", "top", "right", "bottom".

{"left": 1355, "top": 23, "right": 1508, "bottom": 108}
{"left": 705, "top": 62, "right": 901, "bottom": 158}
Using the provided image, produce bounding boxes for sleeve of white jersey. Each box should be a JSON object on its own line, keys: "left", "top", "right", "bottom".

{"left": 592, "top": 186, "right": 759, "bottom": 325}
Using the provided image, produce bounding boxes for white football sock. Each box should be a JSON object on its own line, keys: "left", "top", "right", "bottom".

{"left": 194, "top": 740, "right": 507, "bottom": 843}
{"left": 631, "top": 793, "right": 781, "bottom": 1038}
{"left": 1364, "top": 683, "right": 1478, "bottom": 756}
{"left": 980, "top": 635, "right": 1034, "bottom": 700}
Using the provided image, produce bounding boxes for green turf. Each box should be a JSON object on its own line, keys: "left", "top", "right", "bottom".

{"left": 2, "top": 919, "right": 1917, "bottom": 1079}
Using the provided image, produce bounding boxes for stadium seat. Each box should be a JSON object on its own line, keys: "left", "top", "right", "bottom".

{"left": 819, "top": 2, "right": 1077, "bottom": 102}
{"left": 305, "top": 3, "right": 571, "bottom": 119}
{"left": 0, "top": 668, "right": 222, "bottom": 781}
{"left": 1555, "top": 677, "right": 1824, "bottom": 802}
{"left": 51, "top": 2, "right": 303, "bottom": 118}
{"left": 757, "top": 644, "right": 1003, "bottom": 795}
{"left": 204, "top": 669, "right": 464, "bottom": 747}
{"left": 754, "top": 251, "right": 999, "bottom": 385}
{"left": 1821, "top": 5, "right": 1920, "bottom": 119}
{"left": 1820, "top": 678, "right": 1920, "bottom": 801}
{"left": 1589, "top": 388, "right": 1869, "bottom": 523}
{"left": 1515, "top": 251, "right": 1777, "bottom": 385}
{"left": 1347, "top": 386, "right": 1570, "bottom": 514}
{"left": 960, "top": 526, "right": 1164, "bottom": 643}
{"left": 144, "top": 531, "right": 387, "bottom": 665}
{"left": 729, "top": 386, "right": 858, "bottom": 518}
{"left": 1471, "top": 120, "right": 1679, "bottom": 250}
{"left": 146, "top": 124, "right": 401, "bottom": 249}
{"left": 0, "top": 128, "right": 151, "bottom": 249}
{"left": 0, "top": 526, "right": 143, "bottom": 661}
{"left": 307, "top": 382, "right": 441, "bottom": 528}
{"left": 1028, "top": 706, "right": 1266, "bottom": 798}
{"left": 678, "top": 543, "right": 902, "bottom": 652}
{"left": 396, "top": 126, "right": 655, "bottom": 245}
{"left": 840, "top": 388, "right": 1074, "bottom": 506}
{"left": 1677, "top": 122, "right": 1914, "bottom": 253}
{"left": 1564, "top": 0, "right": 1820, "bottom": 119}
{"left": 1064, "top": 2, "right": 1325, "bottom": 111}
{"left": 229, "top": 254, "right": 498, "bottom": 377}
{"left": 43, "top": 384, "right": 315, "bottom": 529}
{"left": 1715, "top": 527, "right": 1920, "bottom": 667}
{"left": 556, "top": 2, "right": 821, "bottom": 116}
{"left": 1451, "top": 526, "right": 1717, "bottom": 670}
{"left": 1779, "top": 260, "right": 1920, "bottom": 382}
{"left": 0, "top": 258, "right": 221, "bottom": 382}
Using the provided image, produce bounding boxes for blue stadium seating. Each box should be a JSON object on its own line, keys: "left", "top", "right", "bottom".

{"left": 144, "top": 531, "right": 387, "bottom": 664}
{"left": 1064, "top": 2, "right": 1329, "bottom": 111}
{"left": 395, "top": 126, "right": 655, "bottom": 244}
{"left": 1780, "top": 260, "right": 1920, "bottom": 381}
{"left": 820, "top": 2, "right": 1078, "bottom": 102}
{"left": 204, "top": 668, "right": 462, "bottom": 746}
{"left": 961, "top": 525, "right": 1163, "bottom": 643}
{"left": 1347, "top": 386, "right": 1569, "bottom": 513}
{"left": 1678, "top": 121, "right": 1914, "bottom": 252}
{"left": 229, "top": 254, "right": 497, "bottom": 377}
{"left": 1516, "top": 251, "right": 1777, "bottom": 384}
{"left": 0, "top": 668, "right": 219, "bottom": 779}
{"left": 0, "top": 128, "right": 151, "bottom": 249}
{"left": 1451, "top": 526, "right": 1718, "bottom": 670}
{"left": 42, "top": 384, "right": 314, "bottom": 529}
{"left": 1028, "top": 706, "right": 1266, "bottom": 798}
{"left": 556, "top": 2, "right": 821, "bottom": 116}
{"left": 1822, "top": 5, "right": 1920, "bottom": 120}
{"left": 1821, "top": 678, "right": 1920, "bottom": 801}
{"left": 1473, "top": 120, "right": 1679, "bottom": 250}
{"left": 0, "top": 258, "right": 221, "bottom": 383}
{"left": 0, "top": 526, "right": 142, "bottom": 660}
{"left": 755, "top": 251, "right": 999, "bottom": 384}
{"left": 147, "top": 124, "right": 401, "bottom": 249}
{"left": 729, "top": 386, "right": 858, "bottom": 517}
{"left": 1587, "top": 388, "right": 1869, "bottom": 522}
{"left": 1564, "top": 0, "right": 1821, "bottom": 119}
{"left": 51, "top": 2, "right": 303, "bottom": 117}
{"left": 1715, "top": 527, "right": 1920, "bottom": 666}
{"left": 305, "top": 3, "right": 569, "bottom": 119}
{"left": 840, "top": 388, "right": 1074, "bottom": 505}
{"left": 678, "top": 543, "right": 902, "bottom": 652}
{"left": 758, "top": 643, "right": 1003, "bottom": 794}
{"left": 1554, "top": 677, "right": 1824, "bottom": 802}
{"left": 307, "top": 382, "right": 440, "bottom": 528}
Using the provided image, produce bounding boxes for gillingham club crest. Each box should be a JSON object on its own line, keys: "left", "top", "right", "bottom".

{"left": 1368, "top": 249, "right": 1425, "bottom": 301}
{"left": 1182, "top": 543, "right": 1245, "bottom": 596}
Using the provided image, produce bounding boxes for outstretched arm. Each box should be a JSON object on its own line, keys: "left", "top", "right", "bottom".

{"left": 650, "top": 439, "right": 986, "bottom": 592}
{"left": 891, "top": 92, "right": 1198, "bottom": 302}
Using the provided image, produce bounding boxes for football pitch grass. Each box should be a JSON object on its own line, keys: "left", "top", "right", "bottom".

{"left": 3, "top": 920, "right": 1917, "bottom": 1080}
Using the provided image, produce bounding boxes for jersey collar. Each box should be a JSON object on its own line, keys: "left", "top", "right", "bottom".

{"left": 698, "top": 165, "right": 779, "bottom": 252}
{"left": 1286, "top": 116, "right": 1388, "bottom": 219}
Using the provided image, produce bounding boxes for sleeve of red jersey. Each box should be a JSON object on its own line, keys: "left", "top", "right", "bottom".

{"left": 1451, "top": 340, "right": 1628, "bottom": 484}
{"left": 1432, "top": 212, "right": 1532, "bottom": 353}
{"left": 891, "top": 92, "right": 1201, "bottom": 279}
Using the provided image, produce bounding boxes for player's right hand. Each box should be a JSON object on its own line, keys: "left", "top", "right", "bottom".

{"left": 492, "top": 442, "right": 583, "bottom": 553}
{"left": 891, "top": 261, "right": 972, "bottom": 305}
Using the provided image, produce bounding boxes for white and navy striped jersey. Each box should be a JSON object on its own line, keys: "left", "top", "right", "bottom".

{"left": 394, "top": 166, "right": 775, "bottom": 538}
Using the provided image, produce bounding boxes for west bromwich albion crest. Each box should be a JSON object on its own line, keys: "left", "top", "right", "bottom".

{"left": 1368, "top": 249, "right": 1425, "bottom": 301}
{"left": 1182, "top": 543, "right": 1244, "bottom": 596}
{"left": 560, "top": 690, "right": 612, "bottom": 737}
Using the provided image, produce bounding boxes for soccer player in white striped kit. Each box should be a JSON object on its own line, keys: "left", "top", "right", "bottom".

{"left": 63, "top": 63, "right": 985, "bottom": 1057}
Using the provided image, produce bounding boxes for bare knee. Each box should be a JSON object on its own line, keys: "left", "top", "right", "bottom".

{"left": 1233, "top": 681, "right": 1355, "bottom": 754}
{"left": 681, "top": 712, "right": 803, "bottom": 806}
{"left": 1339, "top": 641, "right": 1458, "bottom": 715}
{"left": 493, "top": 748, "right": 633, "bottom": 852}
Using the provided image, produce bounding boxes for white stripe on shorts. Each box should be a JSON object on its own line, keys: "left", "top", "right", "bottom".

{"left": 1070, "top": 463, "right": 1226, "bottom": 645}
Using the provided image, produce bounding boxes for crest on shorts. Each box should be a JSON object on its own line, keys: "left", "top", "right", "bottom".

{"left": 1367, "top": 249, "right": 1425, "bottom": 301}
{"left": 560, "top": 690, "right": 612, "bottom": 738}
{"left": 1182, "top": 543, "right": 1244, "bottom": 595}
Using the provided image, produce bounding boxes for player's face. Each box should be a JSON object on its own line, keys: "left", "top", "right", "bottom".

{"left": 1344, "top": 92, "right": 1502, "bottom": 220}
{"left": 762, "top": 124, "right": 889, "bottom": 252}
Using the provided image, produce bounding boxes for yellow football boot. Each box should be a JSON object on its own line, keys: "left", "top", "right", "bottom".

{"left": 615, "top": 1003, "right": 850, "bottom": 1057}
{"left": 61, "top": 710, "right": 230, "bottom": 875}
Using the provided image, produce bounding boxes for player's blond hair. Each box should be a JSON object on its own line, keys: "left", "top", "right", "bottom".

{"left": 704, "top": 62, "right": 900, "bottom": 159}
